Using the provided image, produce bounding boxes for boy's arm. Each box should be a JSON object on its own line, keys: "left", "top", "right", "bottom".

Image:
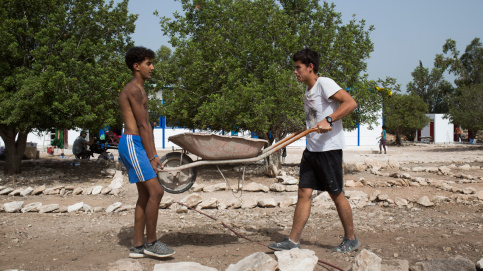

{"left": 314, "top": 89, "right": 357, "bottom": 133}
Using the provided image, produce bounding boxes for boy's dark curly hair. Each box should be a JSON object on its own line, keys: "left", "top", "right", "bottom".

{"left": 125, "top": 46, "right": 155, "bottom": 71}
{"left": 293, "top": 48, "right": 320, "bottom": 74}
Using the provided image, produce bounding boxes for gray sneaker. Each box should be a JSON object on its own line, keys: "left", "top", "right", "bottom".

{"left": 333, "top": 236, "right": 361, "bottom": 252}
{"left": 129, "top": 244, "right": 146, "bottom": 258}
{"left": 144, "top": 240, "right": 175, "bottom": 258}
{"left": 268, "top": 237, "right": 301, "bottom": 251}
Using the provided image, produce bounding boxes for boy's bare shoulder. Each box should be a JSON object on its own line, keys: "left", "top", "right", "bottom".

{"left": 120, "top": 82, "right": 143, "bottom": 99}
{"left": 123, "top": 82, "right": 141, "bottom": 93}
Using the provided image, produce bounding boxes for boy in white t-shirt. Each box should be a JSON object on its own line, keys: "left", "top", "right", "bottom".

{"left": 269, "top": 48, "right": 361, "bottom": 253}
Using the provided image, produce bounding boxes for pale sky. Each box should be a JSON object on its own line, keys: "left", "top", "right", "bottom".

{"left": 119, "top": 0, "right": 483, "bottom": 92}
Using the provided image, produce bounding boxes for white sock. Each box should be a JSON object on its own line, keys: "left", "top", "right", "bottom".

{"left": 288, "top": 238, "right": 300, "bottom": 245}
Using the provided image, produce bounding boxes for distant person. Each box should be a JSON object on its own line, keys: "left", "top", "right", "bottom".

{"left": 455, "top": 126, "right": 462, "bottom": 143}
{"left": 281, "top": 147, "right": 287, "bottom": 163}
{"left": 51, "top": 129, "right": 65, "bottom": 157}
{"left": 108, "top": 131, "right": 120, "bottom": 146}
{"left": 377, "top": 125, "right": 387, "bottom": 154}
{"left": 151, "top": 121, "right": 157, "bottom": 134}
{"left": 269, "top": 48, "right": 360, "bottom": 253}
{"left": 72, "top": 131, "right": 94, "bottom": 158}
{"left": 118, "top": 46, "right": 174, "bottom": 259}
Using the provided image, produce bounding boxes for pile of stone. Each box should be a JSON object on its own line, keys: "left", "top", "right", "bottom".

{"left": 4, "top": 183, "right": 482, "bottom": 214}
{"left": 2, "top": 163, "right": 482, "bottom": 214}
{"left": 106, "top": 248, "right": 483, "bottom": 271}
{"left": 1, "top": 200, "right": 134, "bottom": 214}
{"left": 0, "top": 169, "right": 124, "bottom": 197}
{"left": 349, "top": 156, "right": 482, "bottom": 180}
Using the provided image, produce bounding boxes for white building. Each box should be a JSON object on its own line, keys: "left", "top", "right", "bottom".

{"left": 417, "top": 113, "right": 456, "bottom": 144}
{"left": 153, "top": 121, "right": 382, "bottom": 150}
{"left": 0, "top": 119, "right": 383, "bottom": 153}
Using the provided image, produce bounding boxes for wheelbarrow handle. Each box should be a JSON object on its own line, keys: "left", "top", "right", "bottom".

{"left": 262, "top": 126, "right": 330, "bottom": 155}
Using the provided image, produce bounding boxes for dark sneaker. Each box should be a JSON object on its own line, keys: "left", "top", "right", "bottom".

{"left": 144, "top": 240, "right": 175, "bottom": 258}
{"left": 129, "top": 244, "right": 146, "bottom": 258}
{"left": 333, "top": 236, "right": 361, "bottom": 252}
{"left": 268, "top": 237, "right": 301, "bottom": 251}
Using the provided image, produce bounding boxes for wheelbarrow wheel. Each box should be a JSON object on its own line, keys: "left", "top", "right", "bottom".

{"left": 157, "top": 152, "right": 197, "bottom": 194}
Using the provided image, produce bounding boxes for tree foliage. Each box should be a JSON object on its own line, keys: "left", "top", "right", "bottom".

{"left": 433, "top": 37, "right": 483, "bottom": 133}
{"left": 0, "top": 0, "right": 136, "bottom": 173}
{"left": 448, "top": 83, "right": 483, "bottom": 134}
{"left": 406, "top": 61, "right": 453, "bottom": 113}
{"left": 157, "top": 0, "right": 378, "bottom": 145}
{"left": 435, "top": 38, "right": 483, "bottom": 88}
{"left": 384, "top": 93, "right": 430, "bottom": 145}
{"left": 346, "top": 77, "right": 399, "bottom": 131}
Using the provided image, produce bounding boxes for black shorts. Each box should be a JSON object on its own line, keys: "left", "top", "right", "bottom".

{"left": 299, "top": 149, "right": 344, "bottom": 194}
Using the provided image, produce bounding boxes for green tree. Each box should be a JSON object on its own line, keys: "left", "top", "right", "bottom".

{"left": 448, "top": 83, "right": 483, "bottom": 135}
{"left": 435, "top": 38, "right": 483, "bottom": 88}
{"left": 158, "top": 0, "right": 378, "bottom": 145}
{"left": 0, "top": 0, "right": 136, "bottom": 173}
{"left": 346, "top": 77, "right": 400, "bottom": 131}
{"left": 434, "top": 37, "right": 482, "bottom": 132}
{"left": 384, "top": 94, "right": 430, "bottom": 145}
{"left": 152, "top": 45, "right": 179, "bottom": 88}
{"left": 145, "top": 45, "right": 179, "bottom": 124}
{"left": 407, "top": 61, "right": 453, "bottom": 113}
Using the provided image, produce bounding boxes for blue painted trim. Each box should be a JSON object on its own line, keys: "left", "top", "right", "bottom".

{"left": 162, "top": 116, "right": 166, "bottom": 149}
{"left": 161, "top": 100, "right": 166, "bottom": 149}
{"left": 357, "top": 123, "right": 360, "bottom": 146}
{"left": 382, "top": 98, "right": 385, "bottom": 125}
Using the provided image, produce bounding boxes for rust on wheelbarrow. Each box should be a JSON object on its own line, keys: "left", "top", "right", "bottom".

{"left": 168, "top": 133, "right": 269, "bottom": 160}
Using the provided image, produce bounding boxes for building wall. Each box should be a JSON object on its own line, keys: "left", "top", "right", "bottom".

{"left": 433, "top": 114, "right": 454, "bottom": 143}
{"left": 1, "top": 118, "right": 383, "bottom": 150}
{"left": 0, "top": 129, "right": 93, "bottom": 151}
{"left": 345, "top": 123, "right": 382, "bottom": 147}
{"left": 420, "top": 114, "right": 454, "bottom": 143}
{"left": 152, "top": 120, "right": 382, "bottom": 149}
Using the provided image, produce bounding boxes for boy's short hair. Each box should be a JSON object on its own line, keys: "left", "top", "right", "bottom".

{"left": 125, "top": 46, "right": 155, "bottom": 71}
{"left": 382, "top": 125, "right": 386, "bottom": 129}
{"left": 293, "top": 48, "right": 320, "bottom": 74}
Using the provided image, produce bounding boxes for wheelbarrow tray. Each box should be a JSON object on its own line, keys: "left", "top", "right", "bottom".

{"left": 168, "top": 133, "right": 268, "bottom": 160}
{"left": 159, "top": 128, "right": 318, "bottom": 193}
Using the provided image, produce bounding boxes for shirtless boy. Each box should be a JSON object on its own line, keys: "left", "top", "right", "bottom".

{"left": 118, "top": 46, "right": 174, "bottom": 258}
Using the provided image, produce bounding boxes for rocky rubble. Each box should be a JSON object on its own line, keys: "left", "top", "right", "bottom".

{"left": 1, "top": 161, "right": 482, "bottom": 214}
{"left": 107, "top": 248, "right": 483, "bottom": 271}
{"left": 1, "top": 148, "right": 482, "bottom": 271}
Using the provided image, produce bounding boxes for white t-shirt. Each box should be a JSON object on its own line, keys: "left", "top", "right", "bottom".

{"left": 304, "top": 77, "right": 345, "bottom": 152}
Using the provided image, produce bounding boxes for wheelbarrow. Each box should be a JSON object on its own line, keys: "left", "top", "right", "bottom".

{"left": 157, "top": 128, "right": 319, "bottom": 194}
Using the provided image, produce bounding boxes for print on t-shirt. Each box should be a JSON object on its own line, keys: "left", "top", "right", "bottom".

{"left": 306, "top": 108, "right": 317, "bottom": 128}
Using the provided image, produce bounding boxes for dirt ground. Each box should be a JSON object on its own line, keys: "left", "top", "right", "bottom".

{"left": 0, "top": 143, "right": 482, "bottom": 271}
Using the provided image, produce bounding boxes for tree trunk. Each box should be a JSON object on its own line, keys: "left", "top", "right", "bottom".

{"left": 395, "top": 133, "right": 402, "bottom": 146}
{"left": 263, "top": 134, "right": 286, "bottom": 177}
{"left": 0, "top": 128, "right": 29, "bottom": 174}
{"left": 266, "top": 150, "right": 281, "bottom": 177}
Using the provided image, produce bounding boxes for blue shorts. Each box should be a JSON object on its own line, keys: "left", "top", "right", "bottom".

{"left": 118, "top": 134, "right": 157, "bottom": 184}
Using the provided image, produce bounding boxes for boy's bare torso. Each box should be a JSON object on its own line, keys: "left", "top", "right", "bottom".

{"left": 118, "top": 81, "right": 150, "bottom": 136}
